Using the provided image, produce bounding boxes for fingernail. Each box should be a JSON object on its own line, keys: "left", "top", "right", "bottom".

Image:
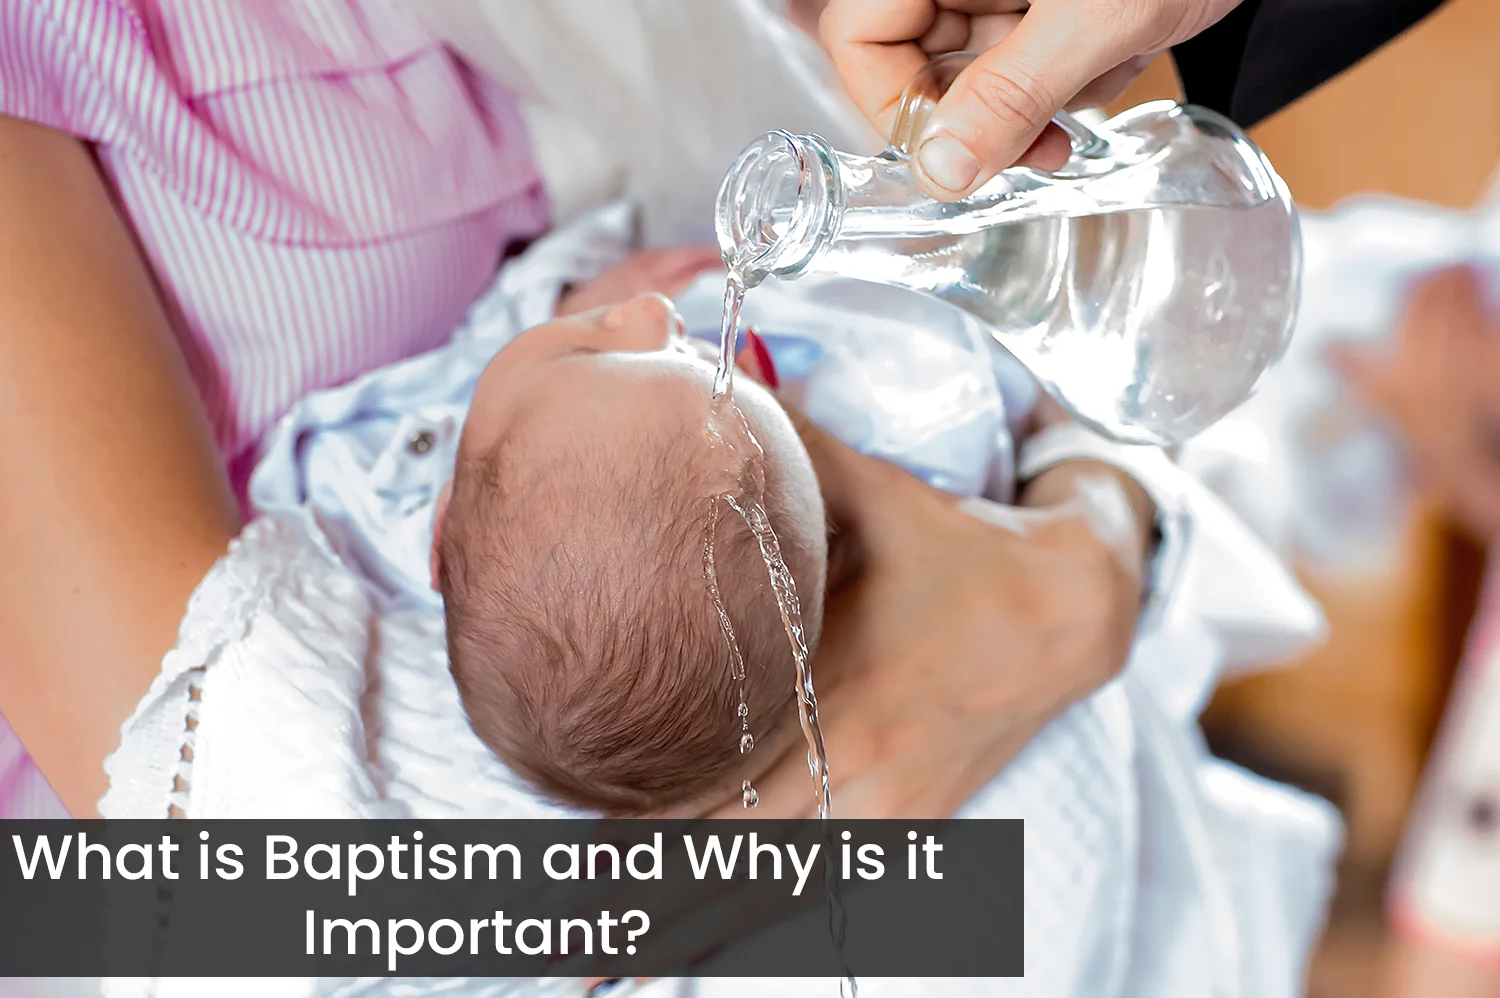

{"left": 917, "top": 133, "right": 979, "bottom": 193}
{"left": 747, "top": 328, "right": 779, "bottom": 390}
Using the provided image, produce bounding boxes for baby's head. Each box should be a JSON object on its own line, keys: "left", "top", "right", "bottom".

{"left": 434, "top": 294, "right": 827, "bottom": 814}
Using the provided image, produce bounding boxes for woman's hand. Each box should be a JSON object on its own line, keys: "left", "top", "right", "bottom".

{"left": 557, "top": 246, "right": 723, "bottom": 317}
{"left": 1335, "top": 266, "right": 1500, "bottom": 540}
{"left": 818, "top": 0, "right": 1242, "bottom": 198}
{"left": 711, "top": 398, "right": 1152, "bottom": 819}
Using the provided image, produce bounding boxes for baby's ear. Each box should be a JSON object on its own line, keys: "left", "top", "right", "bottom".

{"left": 430, "top": 481, "right": 454, "bottom": 592}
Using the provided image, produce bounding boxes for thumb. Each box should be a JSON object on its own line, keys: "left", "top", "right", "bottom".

{"left": 913, "top": 4, "right": 1137, "bottom": 197}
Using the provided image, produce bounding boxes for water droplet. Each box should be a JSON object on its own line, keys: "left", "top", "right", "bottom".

{"left": 741, "top": 780, "right": 759, "bottom": 809}
{"left": 737, "top": 701, "right": 749, "bottom": 718}
{"left": 739, "top": 732, "right": 755, "bottom": 754}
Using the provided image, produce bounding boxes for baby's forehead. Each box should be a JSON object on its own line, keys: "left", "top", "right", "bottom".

{"left": 514, "top": 353, "right": 712, "bottom": 439}
{"left": 470, "top": 360, "right": 721, "bottom": 505}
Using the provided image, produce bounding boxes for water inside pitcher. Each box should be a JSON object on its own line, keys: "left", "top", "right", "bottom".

{"left": 715, "top": 52, "right": 1301, "bottom": 446}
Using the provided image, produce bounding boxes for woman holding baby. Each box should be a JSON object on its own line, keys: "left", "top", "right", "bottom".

{"left": 0, "top": 0, "right": 1441, "bottom": 829}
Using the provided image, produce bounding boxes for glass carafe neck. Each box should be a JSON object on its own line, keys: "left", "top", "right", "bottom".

{"left": 714, "top": 130, "right": 847, "bottom": 288}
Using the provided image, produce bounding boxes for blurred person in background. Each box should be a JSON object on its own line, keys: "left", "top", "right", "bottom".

{"left": 1338, "top": 268, "right": 1500, "bottom": 997}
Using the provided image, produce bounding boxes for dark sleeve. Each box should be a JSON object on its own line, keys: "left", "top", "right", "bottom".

{"left": 1172, "top": 0, "right": 1449, "bottom": 127}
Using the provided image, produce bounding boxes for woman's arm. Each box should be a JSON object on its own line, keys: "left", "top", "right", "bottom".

{"left": 0, "top": 116, "right": 239, "bottom": 815}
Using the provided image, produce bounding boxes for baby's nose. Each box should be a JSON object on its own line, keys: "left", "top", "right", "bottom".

{"left": 601, "top": 292, "right": 685, "bottom": 348}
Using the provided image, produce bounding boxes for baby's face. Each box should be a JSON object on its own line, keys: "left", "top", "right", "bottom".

{"left": 461, "top": 293, "right": 821, "bottom": 531}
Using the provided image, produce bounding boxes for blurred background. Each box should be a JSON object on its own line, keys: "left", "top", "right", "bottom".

{"left": 1111, "top": 1, "right": 1500, "bottom": 994}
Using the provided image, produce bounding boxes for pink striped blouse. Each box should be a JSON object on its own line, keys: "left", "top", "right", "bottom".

{"left": 0, "top": 0, "right": 550, "bottom": 817}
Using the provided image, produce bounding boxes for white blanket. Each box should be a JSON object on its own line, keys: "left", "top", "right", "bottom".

{"left": 101, "top": 206, "right": 1340, "bottom": 998}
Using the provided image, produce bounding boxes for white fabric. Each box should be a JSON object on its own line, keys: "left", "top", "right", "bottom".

{"left": 1019, "top": 422, "right": 1330, "bottom": 685}
{"left": 406, "top": 0, "right": 880, "bottom": 246}
{"left": 101, "top": 205, "right": 1340, "bottom": 998}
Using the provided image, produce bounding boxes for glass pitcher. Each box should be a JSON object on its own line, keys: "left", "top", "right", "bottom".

{"left": 714, "top": 52, "right": 1300, "bottom": 446}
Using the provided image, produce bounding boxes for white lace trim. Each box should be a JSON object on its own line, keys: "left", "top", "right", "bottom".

{"left": 165, "top": 671, "right": 203, "bottom": 819}
{"left": 100, "top": 511, "right": 368, "bottom": 819}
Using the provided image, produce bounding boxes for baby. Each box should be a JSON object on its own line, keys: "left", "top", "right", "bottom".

{"left": 433, "top": 293, "right": 836, "bottom": 814}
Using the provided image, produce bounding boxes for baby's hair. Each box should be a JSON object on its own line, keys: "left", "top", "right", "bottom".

{"left": 439, "top": 414, "right": 814, "bottom": 814}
